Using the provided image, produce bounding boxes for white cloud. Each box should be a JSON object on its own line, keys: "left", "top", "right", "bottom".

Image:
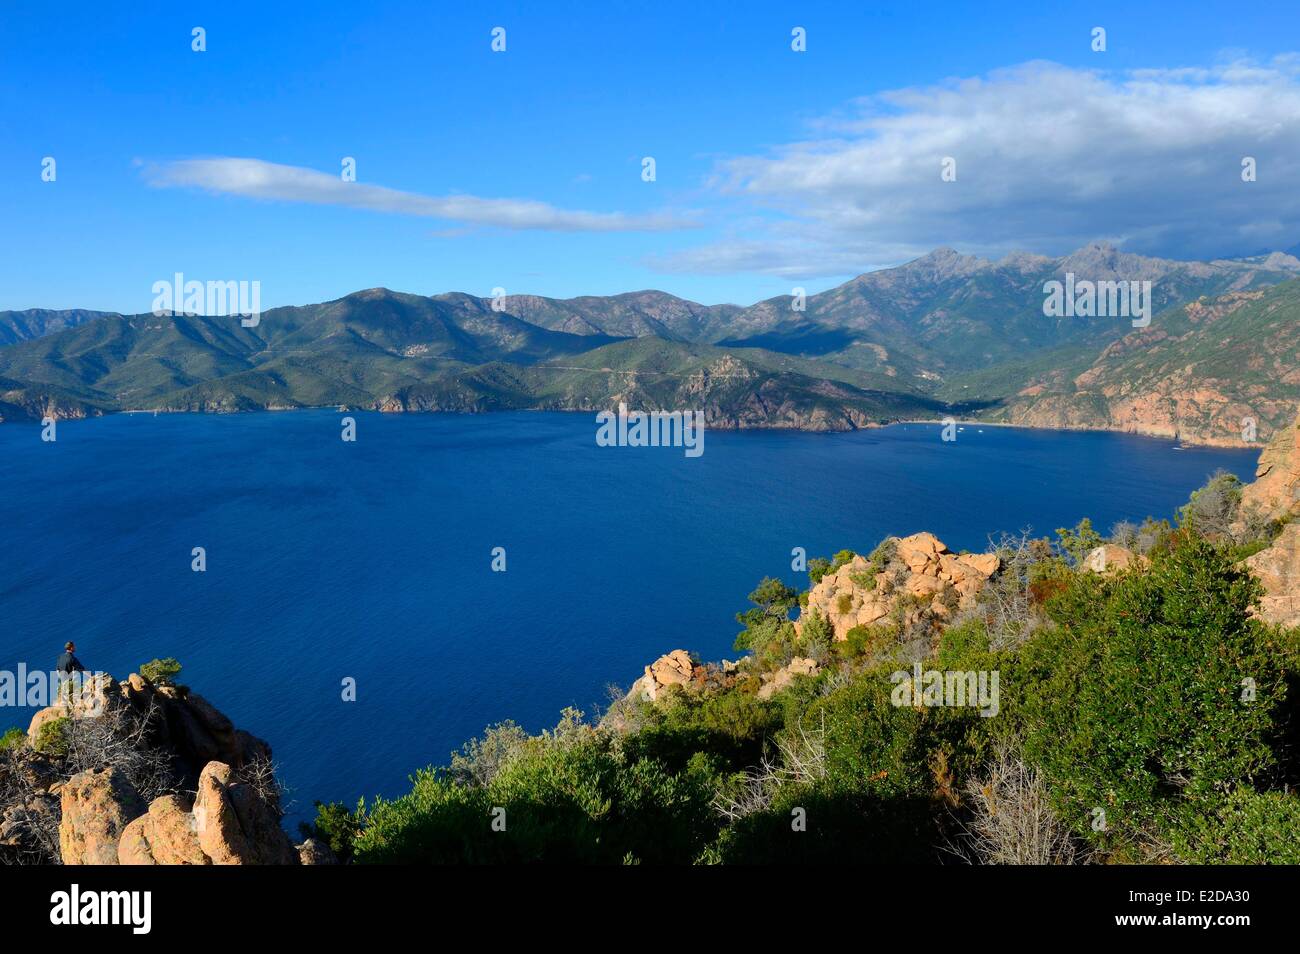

{"left": 142, "top": 157, "right": 691, "bottom": 232}
{"left": 658, "top": 57, "right": 1300, "bottom": 277}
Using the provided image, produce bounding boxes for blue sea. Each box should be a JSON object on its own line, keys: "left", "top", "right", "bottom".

{"left": 0, "top": 411, "right": 1259, "bottom": 824}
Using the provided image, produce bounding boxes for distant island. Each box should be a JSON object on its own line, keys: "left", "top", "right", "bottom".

{"left": 2, "top": 243, "right": 1298, "bottom": 447}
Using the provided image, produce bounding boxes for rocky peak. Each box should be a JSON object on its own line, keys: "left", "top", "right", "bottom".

{"left": 897, "top": 247, "right": 992, "bottom": 283}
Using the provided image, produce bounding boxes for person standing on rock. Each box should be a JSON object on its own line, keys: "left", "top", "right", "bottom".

{"left": 57, "top": 641, "right": 85, "bottom": 675}
{"left": 55, "top": 641, "right": 87, "bottom": 708}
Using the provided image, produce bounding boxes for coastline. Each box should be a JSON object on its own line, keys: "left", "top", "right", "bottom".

{"left": 0, "top": 400, "right": 1274, "bottom": 452}
{"left": 6, "top": 403, "right": 1271, "bottom": 451}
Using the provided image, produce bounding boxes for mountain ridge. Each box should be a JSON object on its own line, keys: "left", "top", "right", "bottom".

{"left": 2, "top": 243, "right": 1297, "bottom": 444}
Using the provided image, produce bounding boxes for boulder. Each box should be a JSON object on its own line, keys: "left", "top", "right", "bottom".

{"left": 958, "top": 553, "right": 1001, "bottom": 578}
{"left": 297, "top": 837, "right": 339, "bottom": 865}
{"left": 1082, "top": 544, "right": 1138, "bottom": 573}
{"left": 139, "top": 795, "right": 208, "bottom": 865}
{"left": 59, "top": 767, "right": 145, "bottom": 865}
{"left": 897, "top": 533, "right": 944, "bottom": 574}
{"left": 758, "top": 657, "right": 819, "bottom": 700}
{"left": 629, "top": 650, "right": 700, "bottom": 702}
{"left": 115, "top": 815, "right": 157, "bottom": 865}
{"left": 194, "top": 761, "right": 297, "bottom": 865}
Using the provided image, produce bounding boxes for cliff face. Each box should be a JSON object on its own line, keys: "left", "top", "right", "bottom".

{"left": 993, "top": 288, "right": 1300, "bottom": 447}
{"left": 1241, "top": 410, "right": 1300, "bottom": 523}
{"left": 1242, "top": 410, "right": 1300, "bottom": 629}
{"left": 0, "top": 385, "right": 100, "bottom": 424}
{"left": 0, "top": 670, "right": 331, "bottom": 866}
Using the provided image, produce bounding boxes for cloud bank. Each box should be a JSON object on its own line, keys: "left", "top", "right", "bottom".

{"left": 657, "top": 57, "right": 1300, "bottom": 278}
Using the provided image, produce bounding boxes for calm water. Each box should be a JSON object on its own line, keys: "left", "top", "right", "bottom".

{"left": 0, "top": 411, "right": 1258, "bottom": 823}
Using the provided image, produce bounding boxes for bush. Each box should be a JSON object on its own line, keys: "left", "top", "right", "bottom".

{"left": 300, "top": 801, "right": 363, "bottom": 863}
{"left": 0, "top": 727, "right": 26, "bottom": 751}
{"left": 1166, "top": 789, "right": 1300, "bottom": 864}
{"left": 954, "top": 744, "right": 1085, "bottom": 865}
{"left": 33, "top": 717, "right": 69, "bottom": 756}
{"left": 836, "top": 623, "right": 895, "bottom": 661}
{"left": 1020, "top": 538, "right": 1289, "bottom": 845}
{"left": 801, "top": 667, "right": 990, "bottom": 804}
{"left": 1054, "top": 518, "right": 1104, "bottom": 567}
{"left": 352, "top": 716, "right": 722, "bottom": 864}
{"left": 140, "top": 657, "right": 183, "bottom": 687}
{"left": 1178, "top": 470, "right": 1243, "bottom": 542}
{"left": 734, "top": 578, "right": 798, "bottom": 653}
{"left": 807, "top": 557, "right": 833, "bottom": 586}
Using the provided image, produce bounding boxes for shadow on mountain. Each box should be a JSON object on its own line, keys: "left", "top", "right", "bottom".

{"left": 718, "top": 323, "right": 858, "bottom": 356}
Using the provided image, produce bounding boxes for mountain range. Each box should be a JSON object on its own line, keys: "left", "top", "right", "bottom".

{"left": 2, "top": 242, "right": 1297, "bottom": 444}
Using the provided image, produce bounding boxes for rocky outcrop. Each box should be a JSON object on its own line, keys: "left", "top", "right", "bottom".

{"left": 799, "top": 533, "right": 999, "bottom": 643}
{"left": 628, "top": 650, "right": 703, "bottom": 702}
{"left": 58, "top": 759, "right": 297, "bottom": 866}
{"left": 4, "top": 668, "right": 310, "bottom": 866}
{"left": 1236, "top": 408, "right": 1300, "bottom": 628}
{"left": 757, "top": 657, "right": 819, "bottom": 700}
{"left": 27, "top": 672, "right": 120, "bottom": 750}
{"left": 1082, "top": 544, "right": 1140, "bottom": 574}
{"left": 118, "top": 673, "right": 271, "bottom": 782}
{"left": 1246, "top": 523, "right": 1300, "bottom": 629}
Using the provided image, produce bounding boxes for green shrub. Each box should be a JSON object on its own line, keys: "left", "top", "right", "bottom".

{"left": 734, "top": 578, "right": 798, "bottom": 653}
{"left": 1165, "top": 789, "right": 1300, "bottom": 864}
{"left": 0, "top": 727, "right": 26, "bottom": 751}
{"left": 140, "top": 657, "right": 183, "bottom": 686}
{"left": 352, "top": 717, "right": 722, "bottom": 864}
{"left": 1054, "top": 518, "right": 1104, "bottom": 566}
{"left": 33, "top": 716, "right": 69, "bottom": 756}
{"left": 300, "top": 801, "right": 363, "bottom": 863}
{"left": 701, "top": 781, "right": 942, "bottom": 864}
{"left": 802, "top": 667, "right": 990, "bottom": 803}
{"left": 807, "top": 557, "right": 833, "bottom": 586}
{"left": 830, "top": 549, "right": 856, "bottom": 571}
{"left": 799, "top": 610, "right": 833, "bottom": 654}
{"left": 836, "top": 623, "right": 895, "bottom": 660}
{"left": 1020, "top": 538, "right": 1289, "bottom": 845}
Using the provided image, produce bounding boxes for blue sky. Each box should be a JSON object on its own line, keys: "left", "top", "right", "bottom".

{"left": 3, "top": 0, "right": 1299, "bottom": 312}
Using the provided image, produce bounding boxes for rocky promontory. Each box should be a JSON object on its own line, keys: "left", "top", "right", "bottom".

{"left": 0, "top": 668, "right": 329, "bottom": 865}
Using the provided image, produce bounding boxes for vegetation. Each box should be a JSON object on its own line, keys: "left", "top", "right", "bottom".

{"left": 32, "top": 717, "right": 70, "bottom": 756}
{"left": 140, "top": 657, "right": 183, "bottom": 687}
{"left": 305, "top": 471, "right": 1300, "bottom": 864}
